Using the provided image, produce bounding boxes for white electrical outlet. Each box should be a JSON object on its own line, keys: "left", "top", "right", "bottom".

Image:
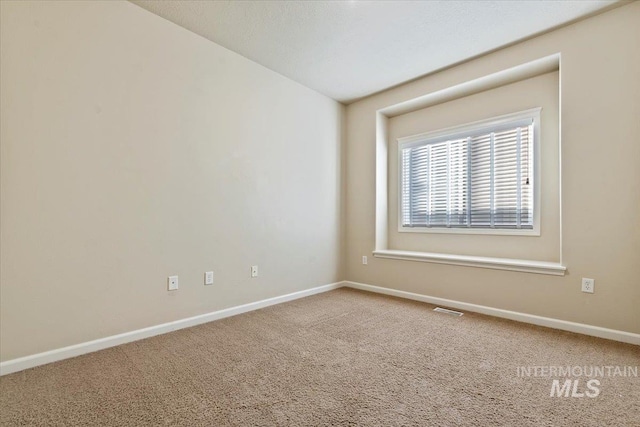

{"left": 362, "top": 256, "right": 368, "bottom": 265}
{"left": 251, "top": 265, "right": 258, "bottom": 278}
{"left": 168, "top": 275, "right": 179, "bottom": 291}
{"left": 581, "top": 278, "right": 595, "bottom": 293}
{"left": 205, "top": 271, "right": 214, "bottom": 285}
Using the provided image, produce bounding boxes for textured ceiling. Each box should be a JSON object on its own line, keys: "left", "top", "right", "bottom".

{"left": 130, "top": 0, "right": 618, "bottom": 103}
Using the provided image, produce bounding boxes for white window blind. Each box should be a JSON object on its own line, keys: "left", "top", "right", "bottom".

{"left": 400, "top": 113, "right": 536, "bottom": 230}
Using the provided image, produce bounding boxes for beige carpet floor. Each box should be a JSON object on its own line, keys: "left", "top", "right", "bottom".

{"left": 1, "top": 288, "right": 639, "bottom": 426}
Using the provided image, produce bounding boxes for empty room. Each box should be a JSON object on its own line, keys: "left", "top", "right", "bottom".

{"left": 1, "top": 0, "right": 639, "bottom": 425}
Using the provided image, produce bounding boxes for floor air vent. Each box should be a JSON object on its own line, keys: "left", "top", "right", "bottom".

{"left": 433, "top": 307, "right": 464, "bottom": 316}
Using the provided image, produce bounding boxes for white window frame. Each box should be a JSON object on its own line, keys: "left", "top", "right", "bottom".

{"left": 397, "top": 108, "right": 541, "bottom": 236}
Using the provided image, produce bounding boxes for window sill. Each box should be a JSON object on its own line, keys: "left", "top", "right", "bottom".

{"left": 372, "top": 249, "right": 566, "bottom": 276}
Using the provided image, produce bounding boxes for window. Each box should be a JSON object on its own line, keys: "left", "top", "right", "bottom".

{"left": 399, "top": 109, "right": 539, "bottom": 234}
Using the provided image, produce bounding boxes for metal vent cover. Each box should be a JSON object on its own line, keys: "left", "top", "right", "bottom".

{"left": 433, "top": 307, "right": 464, "bottom": 316}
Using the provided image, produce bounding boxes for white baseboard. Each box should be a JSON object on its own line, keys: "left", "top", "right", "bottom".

{"left": 0, "top": 281, "right": 343, "bottom": 376}
{"left": 3, "top": 279, "right": 637, "bottom": 376}
{"left": 344, "top": 281, "right": 640, "bottom": 346}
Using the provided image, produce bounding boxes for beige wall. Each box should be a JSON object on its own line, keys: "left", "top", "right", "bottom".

{"left": 0, "top": 1, "right": 344, "bottom": 361}
{"left": 388, "top": 72, "right": 560, "bottom": 261}
{"left": 346, "top": 3, "right": 640, "bottom": 333}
